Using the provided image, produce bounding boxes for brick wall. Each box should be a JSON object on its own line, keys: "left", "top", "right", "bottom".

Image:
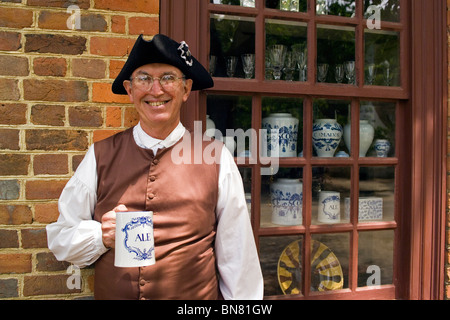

{"left": 0, "top": 0, "right": 159, "bottom": 299}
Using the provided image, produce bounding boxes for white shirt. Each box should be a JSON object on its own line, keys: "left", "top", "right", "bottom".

{"left": 46, "top": 122, "right": 263, "bottom": 300}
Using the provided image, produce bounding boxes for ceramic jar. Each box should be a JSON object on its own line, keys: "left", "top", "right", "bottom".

{"left": 317, "top": 191, "right": 340, "bottom": 224}
{"left": 270, "top": 178, "right": 303, "bottom": 225}
{"left": 312, "top": 119, "right": 343, "bottom": 157}
{"left": 374, "top": 139, "right": 391, "bottom": 157}
{"left": 344, "top": 120, "right": 375, "bottom": 157}
{"left": 262, "top": 113, "right": 299, "bottom": 157}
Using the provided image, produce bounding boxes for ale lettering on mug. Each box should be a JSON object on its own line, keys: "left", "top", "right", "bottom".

{"left": 114, "top": 211, "right": 155, "bottom": 268}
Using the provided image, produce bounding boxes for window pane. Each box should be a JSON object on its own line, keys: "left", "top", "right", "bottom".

{"left": 260, "top": 235, "right": 304, "bottom": 296}
{"left": 210, "top": 0, "right": 255, "bottom": 7}
{"left": 316, "top": 0, "right": 355, "bottom": 17}
{"left": 312, "top": 167, "right": 351, "bottom": 225}
{"left": 313, "top": 99, "right": 350, "bottom": 157}
{"left": 265, "top": 19, "right": 307, "bottom": 81}
{"left": 360, "top": 101, "right": 396, "bottom": 157}
{"left": 358, "top": 166, "right": 395, "bottom": 222}
{"left": 358, "top": 230, "right": 394, "bottom": 287}
{"left": 210, "top": 14, "right": 255, "bottom": 78}
{"left": 364, "top": 29, "right": 400, "bottom": 86}
{"left": 266, "top": 0, "right": 307, "bottom": 12}
{"left": 206, "top": 94, "right": 252, "bottom": 157}
{"left": 311, "top": 233, "right": 348, "bottom": 291}
{"left": 261, "top": 167, "right": 303, "bottom": 228}
{"left": 262, "top": 97, "right": 303, "bottom": 157}
{"left": 364, "top": 0, "right": 400, "bottom": 23}
{"left": 317, "top": 25, "right": 356, "bottom": 84}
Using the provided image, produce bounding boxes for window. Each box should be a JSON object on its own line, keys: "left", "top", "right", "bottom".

{"left": 161, "top": 0, "right": 447, "bottom": 300}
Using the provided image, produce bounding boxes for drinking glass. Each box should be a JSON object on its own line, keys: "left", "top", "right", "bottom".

{"left": 317, "top": 63, "right": 329, "bottom": 82}
{"left": 283, "top": 51, "right": 296, "bottom": 81}
{"left": 226, "top": 56, "right": 238, "bottom": 77}
{"left": 292, "top": 44, "right": 307, "bottom": 82}
{"left": 268, "top": 44, "right": 287, "bottom": 80}
{"left": 383, "top": 61, "right": 393, "bottom": 86}
{"left": 366, "top": 63, "right": 376, "bottom": 85}
{"left": 344, "top": 61, "right": 355, "bottom": 85}
{"left": 241, "top": 54, "right": 255, "bottom": 79}
{"left": 335, "top": 64, "right": 344, "bottom": 83}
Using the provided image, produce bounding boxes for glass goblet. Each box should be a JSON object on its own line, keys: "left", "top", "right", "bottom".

{"left": 335, "top": 64, "right": 344, "bottom": 83}
{"left": 317, "top": 63, "right": 329, "bottom": 82}
{"left": 226, "top": 56, "right": 238, "bottom": 77}
{"left": 344, "top": 61, "right": 356, "bottom": 85}
{"left": 268, "top": 44, "right": 287, "bottom": 80}
{"left": 241, "top": 54, "right": 255, "bottom": 79}
{"left": 366, "top": 63, "right": 376, "bottom": 85}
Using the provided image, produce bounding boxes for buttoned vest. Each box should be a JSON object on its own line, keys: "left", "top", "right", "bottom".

{"left": 92, "top": 127, "right": 222, "bottom": 300}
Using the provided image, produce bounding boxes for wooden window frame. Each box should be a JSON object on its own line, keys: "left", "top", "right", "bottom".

{"left": 160, "top": 0, "right": 447, "bottom": 299}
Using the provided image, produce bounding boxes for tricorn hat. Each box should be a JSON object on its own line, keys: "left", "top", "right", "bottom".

{"left": 112, "top": 34, "right": 213, "bottom": 94}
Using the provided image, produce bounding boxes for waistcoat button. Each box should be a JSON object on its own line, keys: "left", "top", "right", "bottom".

{"left": 152, "top": 159, "right": 159, "bottom": 165}
{"left": 149, "top": 175, "right": 156, "bottom": 182}
{"left": 148, "top": 193, "right": 155, "bottom": 200}
{"left": 140, "top": 279, "right": 146, "bottom": 286}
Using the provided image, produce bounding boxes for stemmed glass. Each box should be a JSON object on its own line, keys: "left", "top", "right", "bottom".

{"left": 283, "top": 51, "right": 296, "bottom": 81}
{"left": 383, "top": 61, "right": 393, "bottom": 86}
{"left": 292, "top": 44, "right": 307, "bottom": 82}
{"left": 268, "top": 44, "right": 287, "bottom": 80}
{"left": 226, "top": 56, "right": 238, "bottom": 77}
{"left": 241, "top": 54, "right": 255, "bottom": 79}
{"left": 335, "top": 64, "right": 344, "bottom": 83}
{"left": 366, "top": 63, "right": 376, "bottom": 85}
{"left": 317, "top": 63, "right": 329, "bottom": 82}
{"left": 344, "top": 61, "right": 356, "bottom": 85}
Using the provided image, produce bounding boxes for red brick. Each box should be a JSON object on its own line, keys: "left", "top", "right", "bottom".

{"left": 0, "top": 31, "right": 21, "bottom": 51}
{"left": 34, "top": 203, "right": 59, "bottom": 224}
{"left": 0, "top": 55, "right": 28, "bottom": 76}
{"left": 0, "top": 254, "right": 32, "bottom": 274}
{"left": 25, "top": 180, "right": 67, "bottom": 200}
{"left": 69, "top": 106, "right": 103, "bottom": 127}
{"left": 25, "top": 34, "right": 86, "bottom": 55}
{"left": 0, "top": 279, "right": 18, "bottom": 298}
{"left": 24, "top": 274, "right": 81, "bottom": 296}
{"left": 94, "top": 0, "right": 159, "bottom": 14}
{"left": 0, "top": 103, "right": 26, "bottom": 125}
{"left": 124, "top": 107, "right": 139, "bottom": 127}
{"left": 92, "top": 82, "right": 131, "bottom": 104}
{"left": 90, "top": 36, "right": 135, "bottom": 57}
{"left": 0, "top": 79, "right": 20, "bottom": 100}
{"left": 33, "top": 57, "right": 67, "bottom": 77}
{"left": 129, "top": 16, "right": 159, "bottom": 36}
{"left": 72, "top": 58, "right": 106, "bottom": 79}
{"left": 24, "top": 79, "right": 88, "bottom": 102}
{"left": 31, "top": 104, "right": 65, "bottom": 126}
{"left": 106, "top": 106, "right": 122, "bottom": 127}
{"left": 33, "top": 154, "right": 68, "bottom": 175}
{"left": 27, "top": 0, "right": 90, "bottom": 9}
{"left": 0, "top": 129, "right": 20, "bottom": 150}
{"left": 109, "top": 60, "right": 125, "bottom": 79}
{"left": 93, "top": 129, "right": 122, "bottom": 143}
{"left": 21, "top": 228, "right": 48, "bottom": 248}
{"left": 0, "top": 7, "right": 33, "bottom": 28}
{"left": 26, "top": 129, "right": 88, "bottom": 151}
{"left": 36, "top": 252, "right": 70, "bottom": 272}
{"left": 0, "top": 154, "right": 30, "bottom": 176}
{"left": 0, "top": 229, "right": 19, "bottom": 248}
{"left": 0, "top": 205, "right": 33, "bottom": 225}
{"left": 111, "top": 15, "right": 126, "bottom": 33}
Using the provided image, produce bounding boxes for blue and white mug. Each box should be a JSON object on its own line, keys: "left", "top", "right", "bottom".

{"left": 115, "top": 211, "right": 155, "bottom": 268}
{"left": 318, "top": 191, "right": 340, "bottom": 224}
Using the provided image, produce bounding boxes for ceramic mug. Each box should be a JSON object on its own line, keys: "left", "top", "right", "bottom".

{"left": 318, "top": 191, "right": 340, "bottom": 224}
{"left": 114, "top": 211, "right": 155, "bottom": 268}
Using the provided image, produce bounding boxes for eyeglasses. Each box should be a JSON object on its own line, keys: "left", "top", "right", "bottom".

{"left": 130, "top": 74, "right": 186, "bottom": 91}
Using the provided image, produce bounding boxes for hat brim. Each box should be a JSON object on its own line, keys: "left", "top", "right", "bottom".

{"left": 112, "top": 34, "right": 214, "bottom": 94}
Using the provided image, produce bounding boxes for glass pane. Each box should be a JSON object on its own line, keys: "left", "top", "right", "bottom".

{"left": 210, "top": 0, "right": 255, "bottom": 7}
{"left": 206, "top": 94, "right": 252, "bottom": 157}
{"left": 316, "top": 0, "right": 355, "bottom": 17}
{"left": 239, "top": 167, "right": 252, "bottom": 218}
{"left": 313, "top": 99, "right": 350, "bottom": 157}
{"left": 260, "top": 235, "right": 304, "bottom": 296}
{"left": 358, "top": 166, "right": 395, "bottom": 222}
{"left": 265, "top": 19, "right": 307, "bottom": 81}
{"left": 261, "top": 167, "right": 303, "bottom": 228}
{"left": 266, "top": 0, "right": 307, "bottom": 12}
{"left": 364, "top": 29, "right": 400, "bottom": 86}
{"left": 358, "top": 230, "right": 394, "bottom": 287}
{"left": 311, "top": 233, "right": 348, "bottom": 291}
{"left": 262, "top": 97, "right": 303, "bottom": 158}
{"left": 210, "top": 14, "right": 255, "bottom": 78}
{"left": 364, "top": 0, "right": 400, "bottom": 23}
{"left": 312, "top": 167, "right": 351, "bottom": 225}
{"left": 360, "top": 101, "right": 396, "bottom": 157}
{"left": 317, "top": 25, "right": 355, "bottom": 84}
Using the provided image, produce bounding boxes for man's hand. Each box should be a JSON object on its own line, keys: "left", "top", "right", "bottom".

{"left": 101, "top": 204, "right": 128, "bottom": 249}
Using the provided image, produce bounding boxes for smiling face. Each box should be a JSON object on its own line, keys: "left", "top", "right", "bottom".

{"left": 123, "top": 63, "right": 193, "bottom": 139}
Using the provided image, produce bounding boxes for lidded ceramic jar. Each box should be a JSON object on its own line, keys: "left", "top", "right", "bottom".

{"left": 270, "top": 178, "right": 303, "bottom": 225}
{"left": 262, "top": 113, "right": 299, "bottom": 157}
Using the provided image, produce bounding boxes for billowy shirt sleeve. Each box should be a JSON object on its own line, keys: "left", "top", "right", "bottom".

{"left": 215, "top": 145, "right": 264, "bottom": 300}
{"left": 46, "top": 145, "right": 108, "bottom": 268}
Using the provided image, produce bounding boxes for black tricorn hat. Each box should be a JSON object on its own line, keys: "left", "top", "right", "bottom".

{"left": 112, "top": 34, "right": 213, "bottom": 94}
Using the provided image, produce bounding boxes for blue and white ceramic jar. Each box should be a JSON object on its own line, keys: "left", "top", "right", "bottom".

{"left": 270, "top": 178, "right": 303, "bottom": 225}
{"left": 312, "top": 119, "right": 343, "bottom": 157}
{"left": 262, "top": 113, "right": 299, "bottom": 157}
{"left": 374, "top": 139, "right": 391, "bottom": 157}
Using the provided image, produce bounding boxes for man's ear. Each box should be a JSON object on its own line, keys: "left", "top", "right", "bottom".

{"left": 123, "top": 80, "right": 134, "bottom": 103}
{"left": 182, "top": 79, "right": 193, "bottom": 102}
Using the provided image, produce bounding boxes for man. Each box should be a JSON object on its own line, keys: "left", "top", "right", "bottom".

{"left": 46, "top": 34, "right": 263, "bottom": 300}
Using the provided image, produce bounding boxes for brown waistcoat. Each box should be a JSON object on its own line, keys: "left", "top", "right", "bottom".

{"left": 92, "top": 127, "right": 222, "bottom": 300}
